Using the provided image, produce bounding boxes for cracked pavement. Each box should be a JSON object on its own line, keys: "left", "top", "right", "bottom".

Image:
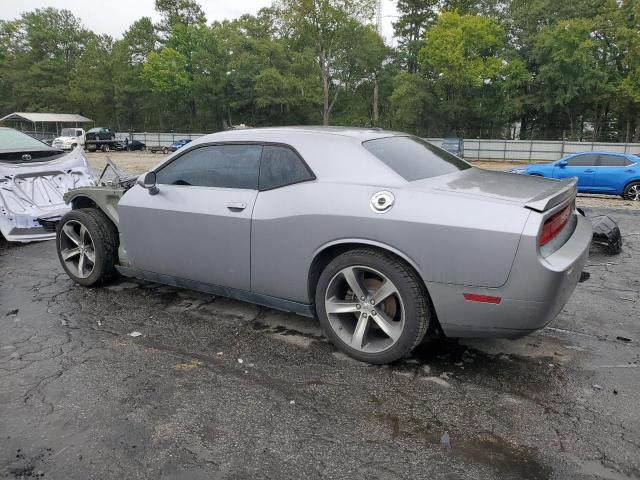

{"left": 1, "top": 208, "right": 639, "bottom": 480}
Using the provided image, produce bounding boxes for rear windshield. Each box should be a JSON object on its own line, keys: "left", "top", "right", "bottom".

{"left": 363, "top": 136, "right": 471, "bottom": 181}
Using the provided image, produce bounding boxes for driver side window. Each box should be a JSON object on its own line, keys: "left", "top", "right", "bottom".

{"left": 156, "top": 144, "right": 262, "bottom": 189}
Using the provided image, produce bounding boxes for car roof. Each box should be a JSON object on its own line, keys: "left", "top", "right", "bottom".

{"left": 570, "top": 151, "right": 633, "bottom": 156}
{"left": 156, "top": 126, "right": 412, "bottom": 186}
{"left": 210, "top": 126, "right": 407, "bottom": 142}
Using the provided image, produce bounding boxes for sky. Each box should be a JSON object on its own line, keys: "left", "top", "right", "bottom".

{"left": 1, "top": 0, "right": 400, "bottom": 43}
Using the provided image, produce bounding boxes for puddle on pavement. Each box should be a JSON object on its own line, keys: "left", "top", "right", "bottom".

{"left": 371, "top": 412, "right": 552, "bottom": 479}
{"left": 453, "top": 433, "right": 552, "bottom": 479}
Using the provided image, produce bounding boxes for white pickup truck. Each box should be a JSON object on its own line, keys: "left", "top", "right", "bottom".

{"left": 52, "top": 128, "right": 86, "bottom": 150}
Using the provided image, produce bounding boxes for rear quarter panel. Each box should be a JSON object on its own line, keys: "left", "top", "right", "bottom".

{"left": 250, "top": 181, "right": 530, "bottom": 303}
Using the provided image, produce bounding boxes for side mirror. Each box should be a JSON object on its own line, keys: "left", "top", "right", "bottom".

{"left": 138, "top": 171, "right": 159, "bottom": 195}
{"left": 558, "top": 160, "right": 568, "bottom": 168}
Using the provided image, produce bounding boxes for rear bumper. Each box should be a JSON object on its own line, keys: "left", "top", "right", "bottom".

{"left": 429, "top": 212, "right": 592, "bottom": 338}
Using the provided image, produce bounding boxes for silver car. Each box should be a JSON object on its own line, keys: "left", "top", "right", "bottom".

{"left": 55, "top": 127, "right": 592, "bottom": 364}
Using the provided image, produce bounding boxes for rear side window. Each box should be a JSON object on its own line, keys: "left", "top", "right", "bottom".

{"left": 259, "top": 145, "right": 314, "bottom": 190}
{"left": 156, "top": 144, "right": 261, "bottom": 189}
{"left": 362, "top": 136, "right": 470, "bottom": 181}
{"left": 598, "top": 154, "right": 630, "bottom": 167}
{"left": 566, "top": 154, "right": 598, "bottom": 166}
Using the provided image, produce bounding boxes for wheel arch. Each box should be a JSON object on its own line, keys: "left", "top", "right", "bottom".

{"left": 623, "top": 178, "right": 640, "bottom": 191}
{"left": 66, "top": 192, "right": 121, "bottom": 227}
{"left": 307, "top": 239, "right": 443, "bottom": 336}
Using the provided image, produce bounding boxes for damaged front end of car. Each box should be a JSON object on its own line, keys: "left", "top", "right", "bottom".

{"left": 0, "top": 147, "right": 96, "bottom": 242}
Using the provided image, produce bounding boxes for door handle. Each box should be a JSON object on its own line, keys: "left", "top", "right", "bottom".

{"left": 227, "top": 202, "right": 247, "bottom": 211}
{"left": 625, "top": 169, "right": 635, "bottom": 173}
{"left": 584, "top": 169, "right": 595, "bottom": 173}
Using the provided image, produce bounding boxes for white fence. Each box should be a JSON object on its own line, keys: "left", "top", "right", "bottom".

{"left": 115, "top": 132, "right": 640, "bottom": 163}
{"left": 426, "top": 138, "right": 640, "bottom": 163}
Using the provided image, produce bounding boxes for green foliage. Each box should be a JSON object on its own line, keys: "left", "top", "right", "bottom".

{"left": 0, "top": 0, "right": 639, "bottom": 140}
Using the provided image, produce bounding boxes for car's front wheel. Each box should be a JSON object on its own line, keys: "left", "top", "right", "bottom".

{"left": 623, "top": 181, "right": 640, "bottom": 201}
{"left": 56, "top": 209, "right": 119, "bottom": 287}
{"left": 315, "top": 249, "right": 430, "bottom": 364}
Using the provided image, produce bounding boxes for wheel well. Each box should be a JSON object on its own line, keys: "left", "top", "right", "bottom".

{"left": 70, "top": 196, "right": 96, "bottom": 210}
{"left": 307, "top": 242, "right": 444, "bottom": 336}
{"left": 623, "top": 179, "right": 640, "bottom": 191}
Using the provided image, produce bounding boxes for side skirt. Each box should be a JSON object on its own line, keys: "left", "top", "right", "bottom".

{"left": 115, "top": 266, "right": 314, "bottom": 317}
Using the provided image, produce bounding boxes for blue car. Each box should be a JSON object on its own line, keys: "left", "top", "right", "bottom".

{"left": 169, "top": 138, "right": 192, "bottom": 152}
{"left": 510, "top": 152, "right": 640, "bottom": 201}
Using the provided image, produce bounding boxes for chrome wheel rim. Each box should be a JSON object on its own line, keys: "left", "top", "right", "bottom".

{"left": 325, "top": 265, "right": 405, "bottom": 354}
{"left": 59, "top": 220, "right": 95, "bottom": 279}
{"left": 628, "top": 185, "right": 640, "bottom": 201}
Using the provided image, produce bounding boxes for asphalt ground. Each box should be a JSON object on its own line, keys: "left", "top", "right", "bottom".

{"left": 1, "top": 208, "right": 638, "bottom": 479}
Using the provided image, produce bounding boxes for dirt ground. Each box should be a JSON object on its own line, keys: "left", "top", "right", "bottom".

{"left": 86, "top": 152, "right": 640, "bottom": 211}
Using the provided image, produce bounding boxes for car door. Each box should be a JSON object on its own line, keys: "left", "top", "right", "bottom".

{"left": 554, "top": 154, "right": 597, "bottom": 189}
{"left": 593, "top": 154, "right": 634, "bottom": 193}
{"left": 250, "top": 144, "right": 316, "bottom": 302}
{"left": 117, "top": 143, "right": 262, "bottom": 291}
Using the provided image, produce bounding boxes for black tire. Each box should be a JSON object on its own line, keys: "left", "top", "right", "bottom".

{"left": 56, "top": 208, "right": 119, "bottom": 287}
{"left": 101, "top": 144, "right": 110, "bottom": 153}
{"left": 315, "top": 248, "right": 430, "bottom": 364}
{"left": 162, "top": 147, "right": 169, "bottom": 154}
{"left": 71, "top": 143, "right": 77, "bottom": 149}
{"left": 623, "top": 181, "right": 640, "bottom": 201}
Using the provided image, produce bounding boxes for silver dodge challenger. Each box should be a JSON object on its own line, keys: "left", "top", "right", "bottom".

{"left": 55, "top": 127, "right": 592, "bottom": 364}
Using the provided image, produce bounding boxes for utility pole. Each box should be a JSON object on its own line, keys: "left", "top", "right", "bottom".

{"left": 373, "top": 0, "right": 382, "bottom": 126}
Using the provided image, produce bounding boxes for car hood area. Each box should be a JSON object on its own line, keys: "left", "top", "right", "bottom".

{"left": 0, "top": 147, "right": 95, "bottom": 242}
{"left": 411, "top": 167, "right": 576, "bottom": 212}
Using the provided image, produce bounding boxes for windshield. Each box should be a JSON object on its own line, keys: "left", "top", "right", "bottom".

{"left": 0, "top": 128, "right": 51, "bottom": 151}
{"left": 60, "top": 128, "right": 77, "bottom": 137}
{"left": 363, "top": 136, "right": 471, "bottom": 181}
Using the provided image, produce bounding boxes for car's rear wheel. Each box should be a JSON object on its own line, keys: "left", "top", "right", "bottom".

{"left": 101, "top": 144, "right": 110, "bottom": 152}
{"left": 315, "top": 249, "right": 430, "bottom": 364}
{"left": 56, "top": 209, "right": 119, "bottom": 287}
{"left": 162, "top": 147, "right": 169, "bottom": 154}
{"left": 623, "top": 181, "right": 640, "bottom": 201}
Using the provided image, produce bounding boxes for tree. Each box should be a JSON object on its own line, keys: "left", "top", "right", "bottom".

{"left": 69, "top": 34, "right": 116, "bottom": 127}
{"left": 393, "top": 0, "right": 438, "bottom": 72}
{"left": 112, "top": 17, "right": 158, "bottom": 130}
{"left": 155, "top": 0, "right": 205, "bottom": 32}
{"left": 279, "top": 0, "right": 377, "bottom": 125}
{"left": 0, "top": 8, "right": 91, "bottom": 114}
{"left": 417, "top": 11, "right": 509, "bottom": 136}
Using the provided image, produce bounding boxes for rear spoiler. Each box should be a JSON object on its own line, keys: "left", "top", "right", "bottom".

{"left": 525, "top": 178, "right": 577, "bottom": 212}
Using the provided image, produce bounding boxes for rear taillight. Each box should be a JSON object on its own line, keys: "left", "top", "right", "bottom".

{"left": 539, "top": 205, "right": 571, "bottom": 246}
